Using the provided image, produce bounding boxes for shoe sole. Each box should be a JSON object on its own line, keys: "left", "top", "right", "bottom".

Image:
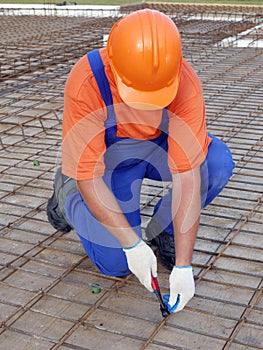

{"left": 47, "top": 191, "right": 72, "bottom": 233}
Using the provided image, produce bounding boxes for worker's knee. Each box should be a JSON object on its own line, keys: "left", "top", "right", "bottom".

{"left": 201, "top": 134, "right": 235, "bottom": 207}
{"left": 79, "top": 236, "right": 130, "bottom": 277}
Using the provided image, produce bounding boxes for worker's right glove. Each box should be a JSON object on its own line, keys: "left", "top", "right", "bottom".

{"left": 123, "top": 239, "right": 157, "bottom": 292}
{"left": 164, "top": 266, "right": 195, "bottom": 313}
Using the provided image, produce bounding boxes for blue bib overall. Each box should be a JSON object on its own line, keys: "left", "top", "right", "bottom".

{"left": 65, "top": 50, "right": 235, "bottom": 277}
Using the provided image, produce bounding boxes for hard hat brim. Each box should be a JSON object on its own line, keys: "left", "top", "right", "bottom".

{"left": 115, "top": 74, "right": 181, "bottom": 110}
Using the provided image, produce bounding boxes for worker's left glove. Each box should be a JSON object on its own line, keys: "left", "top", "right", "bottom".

{"left": 123, "top": 239, "right": 157, "bottom": 292}
{"left": 164, "top": 266, "right": 195, "bottom": 313}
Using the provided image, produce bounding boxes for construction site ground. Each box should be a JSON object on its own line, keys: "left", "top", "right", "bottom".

{"left": 0, "top": 2, "right": 262, "bottom": 350}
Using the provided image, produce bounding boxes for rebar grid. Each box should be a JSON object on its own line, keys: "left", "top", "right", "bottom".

{"left": 121, "top": 2, "right": 263, "bottom": 17}
{"left": 0, "top": 3, "right": 263, "bottom": 350}
{"left": 0, "top": 15, "right": 117, "bottom": 81}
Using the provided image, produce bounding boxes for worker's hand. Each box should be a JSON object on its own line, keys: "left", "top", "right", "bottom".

{"left": 164, "top": 266, "right": 195, "bottom": 313}
{"left": 123, "top": 239, "right": 157, "bottom": 292}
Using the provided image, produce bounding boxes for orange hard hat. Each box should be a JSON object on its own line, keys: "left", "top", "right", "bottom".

{"left": 107, "top": 9, "right": 182, "bottom": 110}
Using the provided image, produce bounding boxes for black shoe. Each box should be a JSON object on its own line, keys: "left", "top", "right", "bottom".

{"left": 47, "top": 190, "right": 72, "bottom": 233}
{"left": 150, "top": 231, "right": 175, "bottom": 270}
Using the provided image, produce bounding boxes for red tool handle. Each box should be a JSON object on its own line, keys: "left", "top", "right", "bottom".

{"left": 151, "top": 275, "right": 170, "bottom": 317}
{"left": 151, "top": 275, "right": 160, "bottom": 291}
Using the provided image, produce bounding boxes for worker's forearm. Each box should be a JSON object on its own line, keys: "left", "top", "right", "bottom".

{"left": 174, "top": 218, "right": 199, "bottom": 266}
{"left": 172, "top": 168, "right": 201, "bottom": 266}
{"left": 77, "top": 178, "right": 139, "bottom": 248}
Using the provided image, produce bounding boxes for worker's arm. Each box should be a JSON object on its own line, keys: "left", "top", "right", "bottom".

{"left": 77, "top": 177, "right": 157, "bottom": 291}
{"left": 172, "top": 166, "right": 201, "bottom": 266}
{"left": 77, "top": 177, "right": 139, "bottom": 248}
{"left": 166, "top": 166, "right": 201, "bottom": 312}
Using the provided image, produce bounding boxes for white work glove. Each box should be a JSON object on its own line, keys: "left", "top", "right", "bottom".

{"left": 123, "top": 239, "right": 157, "bottom": 292}
{"left": 163, "top": 266, "right": 195, "bottom": 313}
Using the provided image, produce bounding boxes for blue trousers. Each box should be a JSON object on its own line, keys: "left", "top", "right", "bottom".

{"left": 65, "top": 134, "right": 234, "bottom": 277}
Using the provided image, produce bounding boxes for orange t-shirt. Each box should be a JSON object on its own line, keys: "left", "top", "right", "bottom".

{"left": 62, "top": 48, "right": 211, "bottom": 180}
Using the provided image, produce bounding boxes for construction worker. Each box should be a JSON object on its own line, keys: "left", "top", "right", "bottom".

{"left": 47, "top": 9, "right": 235, "bottom": 313}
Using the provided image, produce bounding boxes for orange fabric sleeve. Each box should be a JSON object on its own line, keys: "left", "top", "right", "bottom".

{"left": 167, "top": 59, "right": 211, "bottom": 173}
{"left": 62, "top": 53, "right": 107, "bottom": 180}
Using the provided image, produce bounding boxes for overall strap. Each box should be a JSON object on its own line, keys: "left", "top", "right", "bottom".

{"left": 159, "top": 108, "right": 169, "bottom": 134}
{"left": 87, "top": 49, "right": 112, "bottom": 106}
{"left": 87, "top": 49, "right": 116, "bottom": 130}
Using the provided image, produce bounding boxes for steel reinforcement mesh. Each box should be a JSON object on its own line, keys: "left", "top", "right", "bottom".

{"left": 0, "top": 3, "right": 262, "bottom": 350}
